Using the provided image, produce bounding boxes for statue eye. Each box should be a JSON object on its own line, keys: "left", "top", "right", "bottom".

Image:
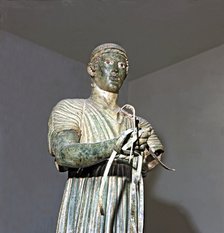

{"left": 104, "top": 60, "right": 113, "bottom": 65}
{"left": 118, "top": 62, "right": 126, "bottom": 69}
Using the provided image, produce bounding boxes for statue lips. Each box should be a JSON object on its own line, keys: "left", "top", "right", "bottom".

{"left": 109, "top": 73, "right": 121, "bottom": 85}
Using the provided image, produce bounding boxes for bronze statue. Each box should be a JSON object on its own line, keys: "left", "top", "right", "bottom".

{"left": 48, "top": 43, "right": 166, "bottom": 233}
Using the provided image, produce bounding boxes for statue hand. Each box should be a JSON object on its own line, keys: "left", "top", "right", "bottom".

{"left": 115, "top": 128, "right": 134, "bottom": 153}
{"left": 134, "top": 129, "right": 150, "bottom": 152}
{"left": 121, "top": 129, "right": 150, "bottom": 153}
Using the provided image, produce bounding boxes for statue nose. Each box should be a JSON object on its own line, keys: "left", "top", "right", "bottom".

{"left": 112, "top": 64, "right": 119, "bottom": 73}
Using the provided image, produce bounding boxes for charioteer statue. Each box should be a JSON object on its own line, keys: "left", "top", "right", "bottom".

{"left": 48, "top": 43, "right": 173, "bottom": 233}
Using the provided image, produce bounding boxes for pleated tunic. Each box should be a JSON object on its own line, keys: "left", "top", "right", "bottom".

{"left": 48, "top": 98, "right": 163, "bottom": 233}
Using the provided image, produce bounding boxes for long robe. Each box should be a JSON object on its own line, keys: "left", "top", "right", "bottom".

{"left": 48, "top": 98, "right": 164, "bottom": 233}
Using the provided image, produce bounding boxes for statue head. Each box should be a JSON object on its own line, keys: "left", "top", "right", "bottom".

{"left": 87, "top": 43, "right": 129, "bottom": 93}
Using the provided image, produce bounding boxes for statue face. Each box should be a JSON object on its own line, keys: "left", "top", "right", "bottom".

{"left": 92, "top": 51, "right": 127, "bottom": 93}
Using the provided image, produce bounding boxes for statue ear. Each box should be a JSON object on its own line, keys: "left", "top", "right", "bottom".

{"left": 87, "top": 63, "right": 95, "bottom": 77}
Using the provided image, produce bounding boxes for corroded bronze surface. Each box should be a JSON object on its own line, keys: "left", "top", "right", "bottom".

{"left": 48, "top": 43, "right": 164, "bottom": 233}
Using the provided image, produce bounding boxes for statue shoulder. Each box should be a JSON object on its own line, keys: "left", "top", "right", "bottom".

{"left": 53, "top": 98, "right": 86, "bottom": 111}
{"left": 49, "top": 98, "right": 86, "bottom": 128}
{"left": 48, "top": 98, "right": 86, "bottom": 154}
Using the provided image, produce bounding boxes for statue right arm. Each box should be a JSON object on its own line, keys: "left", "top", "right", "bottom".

{"left": 50, "top": 129, "right": 124, "bottom": 168}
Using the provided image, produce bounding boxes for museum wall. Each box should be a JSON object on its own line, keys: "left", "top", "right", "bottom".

{"left": 0, "top": 31, "right": 127, "bottom": 233}
{"left": 128, "top": 45, "right": 224, "bottom": 233}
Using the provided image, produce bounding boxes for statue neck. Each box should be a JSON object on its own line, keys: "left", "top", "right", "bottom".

{"left": 90, "top": 85, "right": 119, "bottom": 110}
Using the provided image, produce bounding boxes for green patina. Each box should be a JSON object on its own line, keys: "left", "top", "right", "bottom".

{"left": 51, "top": 129, "right": 119, "bottom": 168}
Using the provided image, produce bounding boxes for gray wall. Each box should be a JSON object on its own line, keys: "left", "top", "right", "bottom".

{"left": 128, "top": 45, "right": 224, "bottom": 233}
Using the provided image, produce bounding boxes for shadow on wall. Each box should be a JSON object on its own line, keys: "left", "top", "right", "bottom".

{"left": 144, "top": 169, "right": 201, "bottom": 233}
